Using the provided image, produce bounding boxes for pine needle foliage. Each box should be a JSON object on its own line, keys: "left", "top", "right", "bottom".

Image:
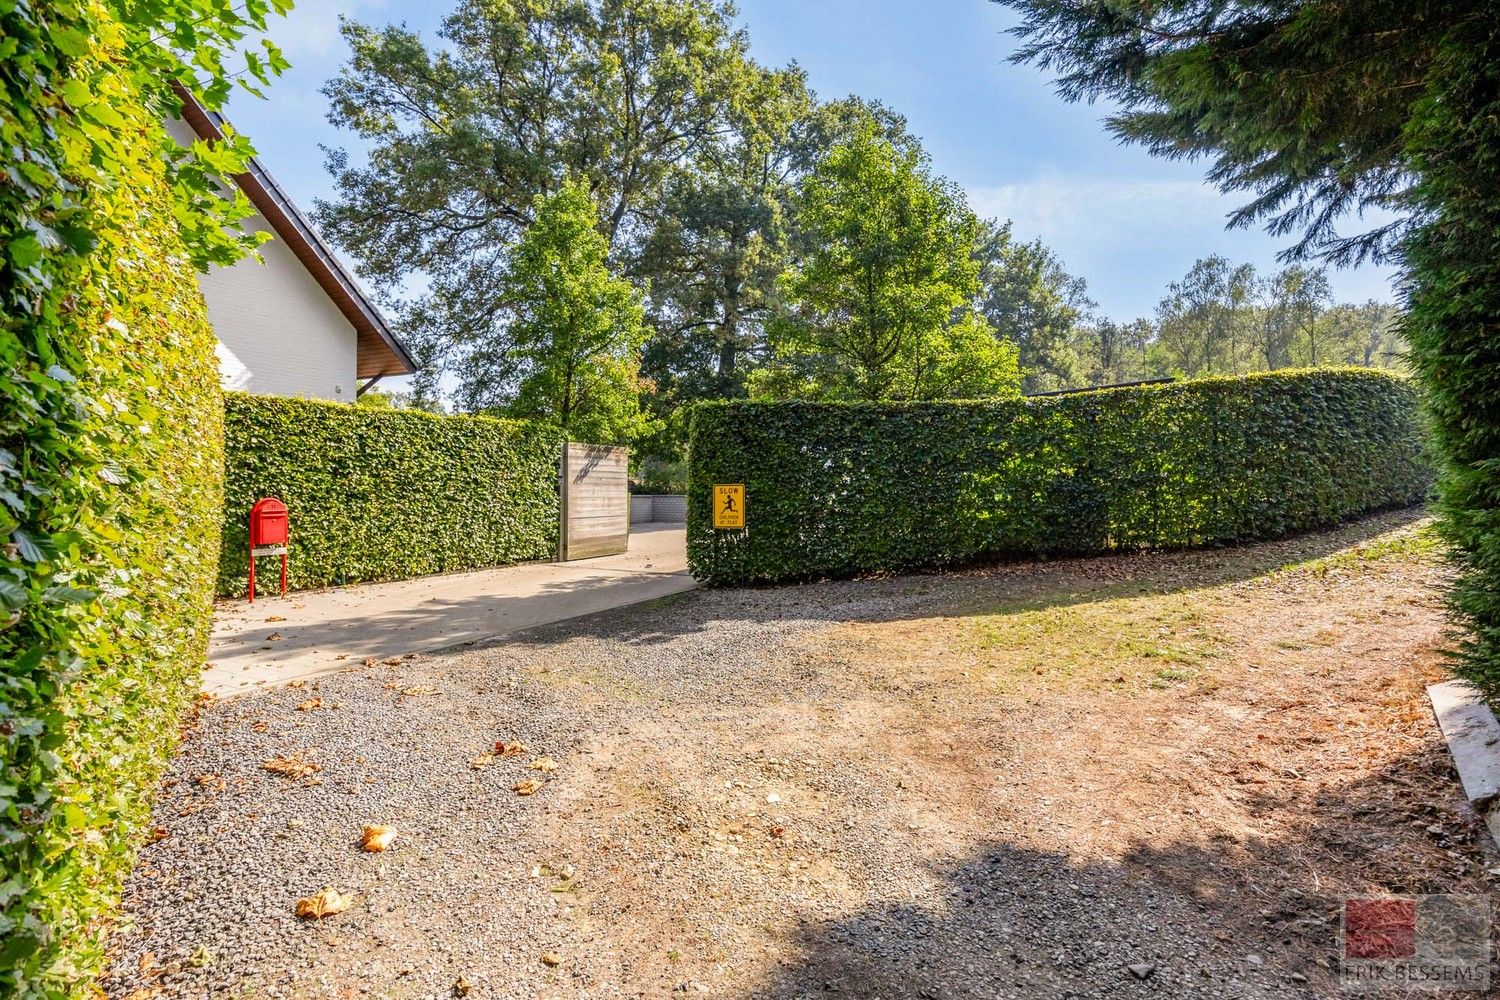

{"left": 994, "top": 0, "right": 1500, "bottom": 693}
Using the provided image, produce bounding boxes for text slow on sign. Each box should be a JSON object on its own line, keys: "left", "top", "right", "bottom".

{"left": 712, "top": 484, "right": 744, "bottom": 529}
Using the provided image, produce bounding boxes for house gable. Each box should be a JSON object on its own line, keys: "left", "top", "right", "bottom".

{"left": 168, "top": 90, "right": 415, "bottom": 400}
{"left": 200, "top": 200, "right": 361, "bottom": 400}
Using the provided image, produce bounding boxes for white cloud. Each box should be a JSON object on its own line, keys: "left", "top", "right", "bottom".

{"left": 964, "top": 173, "right": 1398, "bottom": 319}
{"left": 969, "top": 175, "right": 1230, "bottom": 248}
{"left": 268, "top": 0, "right": 397, "bottom": 60}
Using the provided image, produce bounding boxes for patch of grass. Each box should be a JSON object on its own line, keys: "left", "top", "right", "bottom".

{"left": 524, "top": 663, "right": 651, "bottom": 703}
{"left": 1119, "top": 637, "right": 1217, "bottom": 664}
{"left": 1272, "top": 523, "right": 1440, "bottom": 578}
{"left": 1149, "top": 666, "right": 1198, "bottom": 689}
{"left": 958, "top": 518, "right": 1431, "bottom": 695}
{"left": 970, "top": 590, "right": 1225, "bottom": 692}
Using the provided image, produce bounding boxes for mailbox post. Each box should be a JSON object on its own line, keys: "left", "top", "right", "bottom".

{"left": 248, "top": 497, "right": 289, "bottom": 603}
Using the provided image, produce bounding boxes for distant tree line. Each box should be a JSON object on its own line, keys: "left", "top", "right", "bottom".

{"left": 1011, "top": 253, "right": 1404, "bottom": 394}
{"left": 315, "top": 0, "right": 1405, "bottom": 462}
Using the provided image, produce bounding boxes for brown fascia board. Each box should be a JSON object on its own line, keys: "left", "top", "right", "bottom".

{"left": 172, "top": 83, "right": 417, "bottom": 380}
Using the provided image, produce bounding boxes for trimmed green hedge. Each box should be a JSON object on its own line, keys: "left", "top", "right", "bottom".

{"left": 1, "top": 15, "right": 225, "bottom": 995}
{"left": 1404, "top": 17, "right": 1500, "bottom": 697}
{"left": 687, "top": 369, "right": 1429, "bottom": 585}
{"left": 220, "top": 395, "right": 562, "bottom": 595}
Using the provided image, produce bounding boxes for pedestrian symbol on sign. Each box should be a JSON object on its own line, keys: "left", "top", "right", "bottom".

{"left": 713, "top": 484, "right": 744, "bottom": 529}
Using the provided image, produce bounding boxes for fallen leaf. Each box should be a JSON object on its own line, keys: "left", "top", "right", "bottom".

{"left": 453, "top": 975, "right": 474, "bottom": 996}
{"left": 138, "top": 951, "right": 161, "bottom": 976}
{"left": 384, "top": 657, "right": 404, "bottom": 666}
{"left": 187, "top": 944, "right": 214, "bottom": 968}
{"left": 267, "top": 632, "right": 283, "bottom": 641}
{"left": 296, "top": 697, "right": 324, "bottom": 712}
{"left": 252, "top": 720, "right": 270, "bottom": 733}
{"left": 362, "top": 825, "right": 397, "bottom": 852}
{"left": 265, "top": 615, "right": 286, "bottom": 622}
{"left": 768, "top": 825, "right": 786, "bottom": 839}
{"left": 295, "top": 887, "right": 352, "bottom": 919}
{"left": 362, "top": 657, "right": 379, "bottom": 667}
{"left": 286, "top": 678, "right": 306, "bottom": 688}
{"left": 335, "top": 654, "right": 348, "bottom": 660}
{"left": 149, "top": 827, "right": 170, "bottom": 842}
{"left": 262, "top": 755, "right": 321, "bottom": 780}
{"left": 540, "top": 952, "right": 561, "bottom": 967}
{"left": 512, "top": 778, "right": 545, "bottom": 796}
{"left": 495, "top": 740, "right": 527, "bottom": 758}
{"left": 470, "top": 754, "right": 494, "bottom": 770}
{"left": 530, "top": 757, "right": 558, "bottom": 773}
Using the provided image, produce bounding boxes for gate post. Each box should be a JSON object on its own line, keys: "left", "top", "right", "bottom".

{"left": 558, "top": 440, "right": 569, "bottom": 562}
{"left": 557, "top": 442, "right": 630, "bottom": 561}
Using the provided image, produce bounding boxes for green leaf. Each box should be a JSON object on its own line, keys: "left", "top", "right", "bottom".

{"left": 11, "top": 529, "right": 46, "bottom": 563}
{"left": 7, "top": 234, "right": 43, "bottom": 269}
{"left": 41, "top": 585, "right": 97, "bottom": 605}
{"left": 0, "top": 577, "right": 25, "bottom": 610}
{"left": 59, "top": 79, "right": 92, "bottom": 108}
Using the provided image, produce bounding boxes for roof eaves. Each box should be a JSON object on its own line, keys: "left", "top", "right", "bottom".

{"left": 171, "top": 83, "right": 418, "bottom": 378}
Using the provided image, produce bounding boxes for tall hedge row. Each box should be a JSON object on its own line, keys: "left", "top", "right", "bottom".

{"left": 1, "top": 8, "right": 225, "bottom": 995}
{"left": 1403, "top": 16, "right": 1500, "bottom": 697}
{"left": 686, "top": 369, "right": 1429, "bottom": 585}
{"left": 220, "top": 394, "right": 563, "bottom": 595}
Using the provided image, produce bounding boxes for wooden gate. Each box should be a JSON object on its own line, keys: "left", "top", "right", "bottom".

{"left": 559, "top": 442, "right": 629, "bottom": 560}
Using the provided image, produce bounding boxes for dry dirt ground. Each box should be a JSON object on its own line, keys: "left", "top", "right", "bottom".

{"left": 103, "top": 509, "right": 1496, "bottom": 999}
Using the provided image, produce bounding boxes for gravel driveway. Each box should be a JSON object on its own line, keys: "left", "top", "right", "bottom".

{"left": 104, "top": 510, "right": 1495, "bottom": 999}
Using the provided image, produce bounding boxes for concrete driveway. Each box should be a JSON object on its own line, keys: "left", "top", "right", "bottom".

{"left": 204, "top": 524, "right": 692, "bottom": 696}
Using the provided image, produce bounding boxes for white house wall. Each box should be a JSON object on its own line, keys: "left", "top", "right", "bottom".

{"left": 166, "top": 119, "right": 359, "bottom": 401}
{"left": 197, "top": 211, "right": 359, "bottom": 401}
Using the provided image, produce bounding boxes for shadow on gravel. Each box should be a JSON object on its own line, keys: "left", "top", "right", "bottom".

{"left": 744, "top": 741, "right": 1491, "bottom": 1000}
{"left": 505, "top": 507, "right": 1429, "bottom": 651}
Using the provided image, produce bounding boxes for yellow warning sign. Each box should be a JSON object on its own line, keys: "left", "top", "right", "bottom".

{"left": 712, "top": 484, "right": 745, "bottom": 529}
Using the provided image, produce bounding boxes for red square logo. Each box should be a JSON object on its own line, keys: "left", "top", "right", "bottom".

{"left": 1346, "top": 897, "right": 1417, "bottom": 959}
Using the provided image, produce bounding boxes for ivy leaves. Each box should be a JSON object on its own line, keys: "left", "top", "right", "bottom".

{"left": 2, "top": 0, "right": 287, "bottom": 994}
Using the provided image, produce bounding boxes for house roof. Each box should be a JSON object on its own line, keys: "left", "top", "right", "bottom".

{"left": 173, "top": 85, "right": 416, "bottom": 381}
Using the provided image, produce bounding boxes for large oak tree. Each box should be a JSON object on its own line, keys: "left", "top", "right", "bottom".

{"left": 314, "top": 0, "right": 756, "bottom": 404}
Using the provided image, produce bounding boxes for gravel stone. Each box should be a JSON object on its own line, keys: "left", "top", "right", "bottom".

{"left": 101, "top": 512, "right": 1491, "bottom": 999}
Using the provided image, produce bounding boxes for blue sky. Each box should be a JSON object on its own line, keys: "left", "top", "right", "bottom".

{"left": 223, "top": 0, "right": 1399, "bottom": 323}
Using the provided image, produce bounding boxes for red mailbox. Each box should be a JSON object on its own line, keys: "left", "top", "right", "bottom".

{"left": 248, "top": 497, "right": 289, "bottom": 603}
